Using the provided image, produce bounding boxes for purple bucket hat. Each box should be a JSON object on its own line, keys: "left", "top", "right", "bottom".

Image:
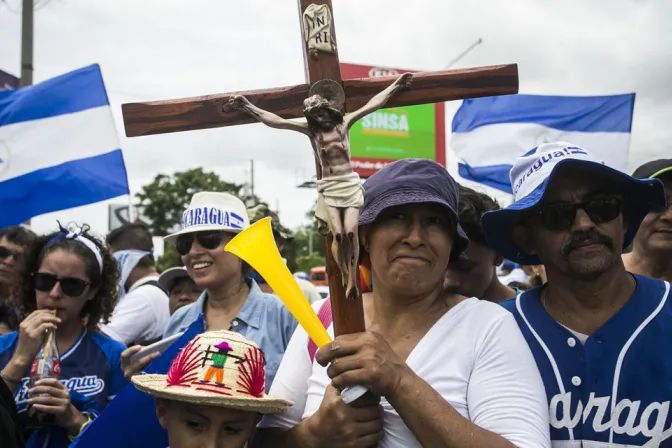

{"left": 359, "top": 159, "right": 469, "bottom": 261}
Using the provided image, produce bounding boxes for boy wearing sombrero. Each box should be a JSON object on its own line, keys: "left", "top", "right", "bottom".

{"left": 132, "top": 331, "right": 291, "bottom": 448}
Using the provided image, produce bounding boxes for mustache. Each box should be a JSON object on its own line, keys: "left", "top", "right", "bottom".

{"left": 561, "top": 230, "right": 614, "bottom": 256}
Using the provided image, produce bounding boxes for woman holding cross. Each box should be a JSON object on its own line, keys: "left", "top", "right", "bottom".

{"left": 254, "top": 159, "right": 551, "bottom": 447}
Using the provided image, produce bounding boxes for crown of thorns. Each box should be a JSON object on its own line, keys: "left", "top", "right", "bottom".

{"left": 302, "top": 95, "right": 341, "bottom": 115}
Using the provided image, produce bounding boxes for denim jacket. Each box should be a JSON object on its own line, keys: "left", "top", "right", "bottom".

{"left": 163, "top": 280, "right": 297, "bottom": 389}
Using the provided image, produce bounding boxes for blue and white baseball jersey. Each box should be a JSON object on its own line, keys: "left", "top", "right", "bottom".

{"left": 501, "top": 274, "right": 672, "bottom": 447}
{"left": 0, "top": 329, "right": 128, "bottom": 448}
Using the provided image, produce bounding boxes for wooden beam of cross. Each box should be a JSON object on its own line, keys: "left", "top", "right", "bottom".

{"left": 121, "top": 1, "right": 519, "bottom": 338}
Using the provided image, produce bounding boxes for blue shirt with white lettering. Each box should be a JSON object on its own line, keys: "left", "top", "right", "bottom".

{"left": 500, "top": 275, "right": 672, "bottom": 446}
{"left": 0, "top": 329, "right": 127, "bottom": 448}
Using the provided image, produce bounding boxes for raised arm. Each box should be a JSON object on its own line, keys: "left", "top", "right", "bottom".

{"left": 225, "top": 96, "right": 309, "bottom": 135}
{"left": 344, "top": 72, "right": 413, "bottom": 130}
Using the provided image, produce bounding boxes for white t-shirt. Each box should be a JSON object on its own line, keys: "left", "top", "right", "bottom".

{"left": 560, "top": 323, "right": 589, "bottom": 344}
{"left": 100, "top": 275, "right": 170, "bottom": 346}
{"left": 261, "top": 298, "right": 551, "bottom": 448}
{"left": 499, "top": 268, "right": 530, "bottom": 286}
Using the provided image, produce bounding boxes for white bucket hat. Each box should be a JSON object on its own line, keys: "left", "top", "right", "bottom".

{"left": 164, "top": 192, "right": 250, "bottom": 243}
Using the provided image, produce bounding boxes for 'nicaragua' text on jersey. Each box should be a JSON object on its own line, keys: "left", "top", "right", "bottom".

{"left": 501, "top": 275, "right": 672, "bottom": 447}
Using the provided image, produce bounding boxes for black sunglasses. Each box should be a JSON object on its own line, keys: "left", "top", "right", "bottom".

{"left": 534, "top": 197, "right": 622, "bottom": 231}
{"left": 0, "top": 245, "right": 20, "bottom": 261}
{"left": 175, "top": 231, "right": 224, "bottom": 256}
{"left": 33, "top": 272, "right": 89, "bottom": 297}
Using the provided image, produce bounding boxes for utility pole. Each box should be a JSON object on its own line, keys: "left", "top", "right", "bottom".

{"left": 250, "top": 159, "right": 255, "bottom": 198}
{"left": 21, "top": 0, "right": 34, "bottom": 227}
{"left": 308, "top": 227, "right": 313, "bottom": 255}
{"left": 20, "top": 0, "right": 34, "bottom": 87}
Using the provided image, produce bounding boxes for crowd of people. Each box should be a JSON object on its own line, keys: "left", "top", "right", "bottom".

{"left": 0, "top": 143, "right": 670, "bottom": 448}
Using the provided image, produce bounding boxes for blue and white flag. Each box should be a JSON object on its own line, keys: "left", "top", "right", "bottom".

{"left": 0, "top": 64, "right": 129, "bottom": 227}
{"left": 450, "top": 94, "right": 635, "bottom": 193}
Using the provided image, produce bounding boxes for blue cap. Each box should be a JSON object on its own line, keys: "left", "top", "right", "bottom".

{"left": 481, "top": 142, "right": 667, "bottom": 265}
{"left": 359, "top": 158, "right": 469, "bottom": 261}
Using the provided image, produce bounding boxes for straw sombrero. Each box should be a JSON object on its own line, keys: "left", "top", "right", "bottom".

{"left": 132, "top": 330, "right": 292, "bottom": 414}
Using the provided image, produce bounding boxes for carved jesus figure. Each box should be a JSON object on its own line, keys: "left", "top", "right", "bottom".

{"left": 226, "top": 73, "right": 413, "bottom": 300}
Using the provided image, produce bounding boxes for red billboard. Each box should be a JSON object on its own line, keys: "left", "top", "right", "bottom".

{"left": 340, "top": 63, "right": 446, "bottom": 178}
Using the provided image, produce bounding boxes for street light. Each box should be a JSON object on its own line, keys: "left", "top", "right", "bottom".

{"left": 444, "top": 38, "right": 483, "bottom": 70}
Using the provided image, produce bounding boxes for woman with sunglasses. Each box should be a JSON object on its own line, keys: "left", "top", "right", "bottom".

{"left": 0, "top": 224, "right": 125, "bottom": 448}
{"left": 121, "top": 192, "right": 297, "bottom": 391}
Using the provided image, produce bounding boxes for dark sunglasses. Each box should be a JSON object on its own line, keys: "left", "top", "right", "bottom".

{"left": 33, "top": 272, "right": 89, "bottom": 297}
{"left": 0, "top": 245, "right": 20, "bottom": 261}
{"left": 534, "top": 197, "right": 622, "bottom": 231}
{"left": 175, "top": 231, "right": 224, "bottom": 256}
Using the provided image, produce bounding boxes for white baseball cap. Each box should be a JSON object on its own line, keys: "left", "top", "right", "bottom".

{"left": 164, "top": 192, "right": 250, "bottom": 243}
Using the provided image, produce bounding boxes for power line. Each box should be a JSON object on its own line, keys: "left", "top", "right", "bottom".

{"left": 443, "top": 38, "right": 483, "bottom": 70}
{"left": 0, "top": 0, "right": 21, "bottom": 14}
{"left": 35, "top": 0, "right": 55, "bottom": 11}
{"left": 0, "top": 0, "right": 55, "bottom": 14}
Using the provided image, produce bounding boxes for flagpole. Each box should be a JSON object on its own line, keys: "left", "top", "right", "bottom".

{"left": 128, "top": 194, "right": 135, "bottom": 223}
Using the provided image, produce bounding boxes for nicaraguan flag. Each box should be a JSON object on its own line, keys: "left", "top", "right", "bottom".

{"left": 450, "top": 94, "right": 635, "bottom": 193}
{"left": 0, "top": 64, "right": 129, "bottom": 226}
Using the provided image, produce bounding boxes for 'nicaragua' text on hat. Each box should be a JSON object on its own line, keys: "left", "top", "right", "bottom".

{"left": 513, "top": 146, "right": 588, "bottom": 196}
{"left": 182, "top": 206, "right": 245, "bottom": 230}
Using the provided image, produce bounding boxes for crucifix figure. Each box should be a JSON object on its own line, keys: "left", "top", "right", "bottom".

{"left": 225, "top": 73, "right": 413, "bottom": 299}
{"left": 121, "top": 0, "right": 519, "bottom": 339}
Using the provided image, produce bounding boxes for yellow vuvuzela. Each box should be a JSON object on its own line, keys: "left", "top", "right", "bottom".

{"left": 224, "top": 217, "right": 331, "bottom": 348}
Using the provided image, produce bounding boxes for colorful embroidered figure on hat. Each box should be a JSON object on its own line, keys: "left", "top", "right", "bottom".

{"left": 201, "top": 341, "right": 241, "bottom": 386}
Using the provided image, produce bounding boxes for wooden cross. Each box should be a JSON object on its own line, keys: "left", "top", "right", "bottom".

{"left": 121, "top": 1, "right": 518, "bottom": 338}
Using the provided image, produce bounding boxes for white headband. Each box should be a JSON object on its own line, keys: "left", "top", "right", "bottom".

{"left": 49, "top": 222, "right": 104, "bottom": 274}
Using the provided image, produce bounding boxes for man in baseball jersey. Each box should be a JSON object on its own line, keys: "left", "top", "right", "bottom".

{"left": 482, "top": 142, "right": 670, "bottom": 446}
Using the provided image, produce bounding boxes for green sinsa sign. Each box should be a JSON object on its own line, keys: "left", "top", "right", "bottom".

{"left": 340, "top": 63, "right": 446, "bottom": 178}
{"left": 349, "top": 104, "right": 436, "bottom": 161}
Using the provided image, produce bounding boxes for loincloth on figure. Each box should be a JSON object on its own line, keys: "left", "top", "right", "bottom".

{"left": 315, "top": 172, "right": 365, "bottom": 235}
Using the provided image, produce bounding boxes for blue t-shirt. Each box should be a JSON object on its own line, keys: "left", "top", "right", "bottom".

{"left": 0, "top": 329, "right": 128, "bottom": 448}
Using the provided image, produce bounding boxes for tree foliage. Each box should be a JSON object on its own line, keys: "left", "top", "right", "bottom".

{"left": 156, "top": 243, "right": 182, "bottom": 272}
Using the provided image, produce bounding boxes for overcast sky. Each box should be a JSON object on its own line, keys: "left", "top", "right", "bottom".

{"left": 1, "top": 0, "right": 670, "bottom": 248}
